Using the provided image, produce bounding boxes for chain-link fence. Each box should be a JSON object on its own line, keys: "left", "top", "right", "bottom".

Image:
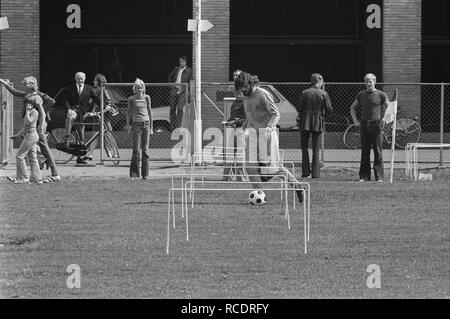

{"left": 96, "top": 82, "right": 450, "bottom": 165}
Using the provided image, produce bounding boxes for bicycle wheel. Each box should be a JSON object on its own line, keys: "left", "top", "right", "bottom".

{"left": 104, "top": 132, "right": 120, "bottom": 165}
{"left": 394, "top": 118, "right": 422, "bottom": 149}
{"left": 343, "top": 124, "right": 361, "bottom": 149}
{"left": 46, "top": 128, "right": 76, "bottom": 164}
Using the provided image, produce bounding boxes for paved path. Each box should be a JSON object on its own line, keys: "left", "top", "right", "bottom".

{"left": 1, "top": 148, "right": 447, "bottom": 179}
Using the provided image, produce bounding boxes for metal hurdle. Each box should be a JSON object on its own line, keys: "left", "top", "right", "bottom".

{"left": 190, "top": 146, "right": 296, "bottom": 181}
{"left": 189, "top": 146, "right": 293, "bottom": 202}
{"left": 189, "top": 152, "right": 297, "bottom": 193}
{"left": 186, "top": 169, "right": 311, "bottom": 242}
{"left": 165, "top": 145, "right": 310, "bottom": 254}
{"left": 405, "top": 143, "right": 450, "bottom": 180}
{"left": 171, "top": 174, "right": 310, "bottom": 220}
{"left": 166, "top": 180, "right": 311, "bottom": 255}
{"left": 168, "top": 172, "right": 289, "bottom": 224}
{"left": 186, "top": 165, "right": 300, "bottom": 210}
{"left": 185, "top": 149, "right": 308, "bottom": 240}
{"left": 183, "top": 179, "right": 311, "bottom": 226}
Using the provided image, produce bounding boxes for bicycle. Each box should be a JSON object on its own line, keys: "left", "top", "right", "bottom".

{"left": 46, "top": 106, "right": 120, "bottom": 165}
{"left": 343, "top": 117, "right": 422, "bottom": 150}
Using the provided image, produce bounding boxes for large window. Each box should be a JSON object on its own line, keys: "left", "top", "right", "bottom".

{"left": 422, "top": 0, "right": 450, "bottom": 82}
{"left": 61, "top": 0, "right": 192, "bottom": 36}
{"left": 231, "top": 0, "right": 360, "bottom": 37}
{"left": 422, "top": 0, "right": 450, "bottom": 37}
{"left": 230, "top": 0, "right": 374, "bottom": 82}
{"left": 422, "top": 0, "right": 450, "bottom": 131}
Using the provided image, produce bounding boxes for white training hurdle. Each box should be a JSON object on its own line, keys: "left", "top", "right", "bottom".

{"left": 184, "top": 149, "right": 309, "bottom": 238}
{"left": 165, "top": 143, "right": 310, "bottom": 255}
{"left": 169, "top": 172, "right": 288, "bottom": 219}
{"left": 165, "top": 179, "right": 311, "bottom": 255}
{"left": 405, "top": 143, "right": 450, "bottom": 180}
{"left": 190, "top": 148, "right": 296, "bottom": 180}
{"left": 175, "top": 161, "right": 305, "bottom": 218}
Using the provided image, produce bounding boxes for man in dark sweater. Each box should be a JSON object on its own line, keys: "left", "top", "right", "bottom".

{"left": 350, "top": 73, "right": 389, "bottom": 182}
{"left": 297, "top": 73, "right": 332, "bottom": 178}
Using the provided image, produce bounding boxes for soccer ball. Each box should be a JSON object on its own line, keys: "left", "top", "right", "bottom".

{"left": 248, "top": 190, "right": 266, "bottom": 206}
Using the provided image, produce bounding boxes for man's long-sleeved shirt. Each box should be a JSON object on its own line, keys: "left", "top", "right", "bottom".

{"left": 242, "top": 87, "right": 280, "bottom": 131}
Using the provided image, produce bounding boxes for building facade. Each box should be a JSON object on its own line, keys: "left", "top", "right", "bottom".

{"left": 1, "top": 0, "right": 449, "bottom": 132}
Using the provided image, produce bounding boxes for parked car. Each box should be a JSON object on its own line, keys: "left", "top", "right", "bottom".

{"left": 258, "top": 85, "right": 298, "bottom": 131}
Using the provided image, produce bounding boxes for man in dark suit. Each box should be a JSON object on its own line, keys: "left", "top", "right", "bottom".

{"left": 62, "top": 71, "right": 99, "bottom": 164}
{"left": 297, "top": 73, "right": 333, "bottom": 178}
{"left": 168, "top": 56, "right": 192, "bottom": 130}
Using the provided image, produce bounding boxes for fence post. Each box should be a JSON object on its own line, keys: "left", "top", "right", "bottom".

{"left": 0, "top": 82, "right": 14, "bottom": 166}
{"left": 189, "top": 80, "right": 196, "bottom": 163}
{"left": 440, "top": 83, "right": 444, "bottom": 166}
{"left": 99, "top": 85, "right": 104, "bottom": 165}
{"left": 223, "top": 97, "right": 235, "bottom": 166}
{"left": 321, "top": 82, "right": 325, "bottom": 164}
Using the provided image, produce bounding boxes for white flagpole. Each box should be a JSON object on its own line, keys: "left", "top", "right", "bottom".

{"left": 389, "top": 89, "right": 398, "bottom": 183}
{"left": 194, "top": 0, "right": 202, "bottom": 164}
{"left": 187, "top": 2, "right": 213, "bottom": 165}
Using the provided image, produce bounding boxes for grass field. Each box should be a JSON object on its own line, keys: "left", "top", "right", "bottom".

{"left": 0, "top": 167, "right": 449, "bottom": 299}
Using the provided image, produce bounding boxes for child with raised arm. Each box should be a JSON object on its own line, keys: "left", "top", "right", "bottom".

{"left": 7, "top": 94, "right": 45, "bottom": 184}
{"left": 126, "top": 78, "right": 153, "bottom": 179}
{"left": 0, "top": 76, "right": 60, "bottom": 182}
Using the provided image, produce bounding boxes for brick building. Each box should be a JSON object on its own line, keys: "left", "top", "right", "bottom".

{"left": 1, "top": 0, "right": 449, "bottom": 133}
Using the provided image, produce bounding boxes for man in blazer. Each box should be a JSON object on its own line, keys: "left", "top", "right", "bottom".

{"left": 297, "top": 73, "right": 333, "bottom": 178}
{"left": 62, "top": 71, "right": 99, "bottom": 164}
{"left": 168, "top": 56, "right": 192, "bottom": 130}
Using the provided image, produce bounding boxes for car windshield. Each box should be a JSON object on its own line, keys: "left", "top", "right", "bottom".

{"left": 259, "top": 85, "right": 280, "bottom": 103}
{"left": 107, "top": 87, "right": 128, "bottom": 104}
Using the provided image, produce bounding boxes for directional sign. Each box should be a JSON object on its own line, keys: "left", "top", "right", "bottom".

{"left": 200, "top": 20, "right": 214, "bottom": 32}
{"left": 0, "top": 17, "right": 9, "bottom": 30}
{"left": 187, "top": 19, "right": 214, "bottom": 32}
